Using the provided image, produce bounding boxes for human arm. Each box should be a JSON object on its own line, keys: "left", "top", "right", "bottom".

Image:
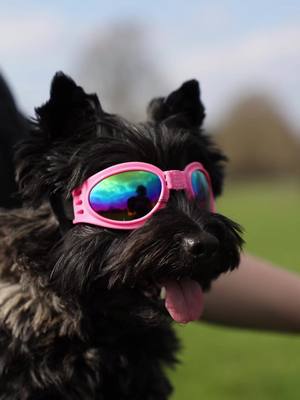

{"left": 202, "top": 253, "right": 300, "bottom": 333}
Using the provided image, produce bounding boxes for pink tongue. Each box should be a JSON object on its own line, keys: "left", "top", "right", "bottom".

{"left": 164, "top": 279, "right": 204, "bottom": 324}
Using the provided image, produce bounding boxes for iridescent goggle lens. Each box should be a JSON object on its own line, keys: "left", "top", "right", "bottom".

{"left": 191, "top": 170, "right": 211, "bottom": 210}
{"left": 89, "top": 171, "right": 162, "bottom": 221}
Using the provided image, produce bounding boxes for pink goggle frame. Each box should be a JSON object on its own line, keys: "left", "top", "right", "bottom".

{"left": 72, "top": 161, "right": 215, "bottom": 230}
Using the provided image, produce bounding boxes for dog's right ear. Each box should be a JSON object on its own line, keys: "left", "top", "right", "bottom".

{"left": 36, "top": 72, "right": 102, "bottom": 139}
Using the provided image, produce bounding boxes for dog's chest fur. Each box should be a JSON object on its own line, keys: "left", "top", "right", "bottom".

{"left": 0, "top": 207, "right": 179, "bottom": 400}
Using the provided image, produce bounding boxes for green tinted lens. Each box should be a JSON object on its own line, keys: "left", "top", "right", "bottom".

{"left": 89, "top": 170, "right": 162, "bottom": 221}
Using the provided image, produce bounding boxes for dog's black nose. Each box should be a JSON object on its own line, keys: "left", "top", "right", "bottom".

{"left": 182, "top": 232, "right": 219, "bottom": 258}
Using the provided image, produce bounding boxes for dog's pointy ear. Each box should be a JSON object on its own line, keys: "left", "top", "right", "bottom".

{"left": 15, "top": 72, "right": 103, "bottom": 210}
{"left": 36, "top": 72, "right": 102, "bottom": 139}
{"left": 147, "top": 80, "right": 205, "bottom": 128}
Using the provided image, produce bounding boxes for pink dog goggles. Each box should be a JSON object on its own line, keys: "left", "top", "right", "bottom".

{"left": 72, "top": 161, "right": 215, "bottom": 230}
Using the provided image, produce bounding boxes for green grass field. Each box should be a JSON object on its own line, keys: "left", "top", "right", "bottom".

{"left": 169, "top": 180, "right": 300, "bottom": 400}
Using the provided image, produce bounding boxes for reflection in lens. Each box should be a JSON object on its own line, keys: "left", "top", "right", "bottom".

{"left": 89, "top": 171, "right": 162, "bottom": 221}
{"left": 191, "top": 170, "right": 210, "bottom": 209}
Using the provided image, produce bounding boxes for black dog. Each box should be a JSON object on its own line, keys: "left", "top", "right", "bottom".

{"left": 0, "top": 73, "right": 243, "bottom": 399}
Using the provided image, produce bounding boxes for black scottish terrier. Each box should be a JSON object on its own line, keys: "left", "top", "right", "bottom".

{"left": 0, "top": 73, "right": 243, "bottom": 399}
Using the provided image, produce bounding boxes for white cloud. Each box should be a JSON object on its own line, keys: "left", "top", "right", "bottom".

{"left": 0, "top": 11, "right": 78, "bottom": 115}
{"left": 1, "top": 8, "right": 299, "bottom": 131}
{"left": 168, "top": 23, "right": 299, "bottom": 76}
{"left": 162, "top": 22, "right": 300, "bottom": 130}
{"left": 0, "top": 14, "right": 64, "bottom": 56}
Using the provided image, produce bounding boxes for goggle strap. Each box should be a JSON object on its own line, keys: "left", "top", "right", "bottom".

{"left": 165, "top": 170, "right": 187, "bottom": 190}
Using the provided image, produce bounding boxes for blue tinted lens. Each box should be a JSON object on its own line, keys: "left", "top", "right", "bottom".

{"left": 89, "top": 171, "right": 162, "bottom": 221}
{"left": 191, "top": 170, "right": 211, "bottom": 209}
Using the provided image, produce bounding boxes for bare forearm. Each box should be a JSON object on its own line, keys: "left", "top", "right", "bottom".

{"left": 202, "top": 254, "right": 300, "bottom": 333}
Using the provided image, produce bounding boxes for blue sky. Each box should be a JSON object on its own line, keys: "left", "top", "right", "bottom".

{"left": 1, "top": 0, "right": 299, "bottom": 130}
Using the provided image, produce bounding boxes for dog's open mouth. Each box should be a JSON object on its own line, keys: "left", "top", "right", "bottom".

{"left": 160, "top": 278, "right": 204, "bottom": 324}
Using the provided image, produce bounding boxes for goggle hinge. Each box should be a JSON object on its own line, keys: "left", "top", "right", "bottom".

{"left": 164, "top": 170, "right": 187, "bottom": 190}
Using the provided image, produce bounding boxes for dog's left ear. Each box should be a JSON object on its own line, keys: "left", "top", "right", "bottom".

{"left": 147, "top": 80, "right": 205, "bottom": 128}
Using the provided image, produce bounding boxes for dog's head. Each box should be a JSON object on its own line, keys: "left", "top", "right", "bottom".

{"left": 16, "top": 73, "right": 243, "bottom": 324}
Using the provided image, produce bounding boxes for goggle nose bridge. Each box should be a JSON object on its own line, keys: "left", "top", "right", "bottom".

{"left": 164, "top": 170, "right": 188, "bottom": 191}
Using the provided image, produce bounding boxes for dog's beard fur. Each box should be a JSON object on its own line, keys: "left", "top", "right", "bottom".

{"left": 0, "top": 74, "right": 243, "bottom": 399}
{"left": 50, "top": 195, "right": 242, "bottom": 301}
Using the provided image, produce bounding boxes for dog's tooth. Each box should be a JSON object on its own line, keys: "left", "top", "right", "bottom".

{"left": 160, "top": 286, "right": 166, "bottom": 300}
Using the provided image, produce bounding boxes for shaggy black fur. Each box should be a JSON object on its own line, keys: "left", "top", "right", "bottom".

{"left": 0, "top": 73, "right": 243, "bottom": 399}
{"left": 0, "top": 74, "right": 28, "bottom": 208}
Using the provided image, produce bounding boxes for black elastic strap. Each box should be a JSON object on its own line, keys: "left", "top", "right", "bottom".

{"left": 49, "top": 194, "right": 74, "bottom": 235}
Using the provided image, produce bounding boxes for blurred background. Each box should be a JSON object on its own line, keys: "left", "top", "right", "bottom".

{"left": 1, "top": 0, "right": 300, "bottom": 398}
